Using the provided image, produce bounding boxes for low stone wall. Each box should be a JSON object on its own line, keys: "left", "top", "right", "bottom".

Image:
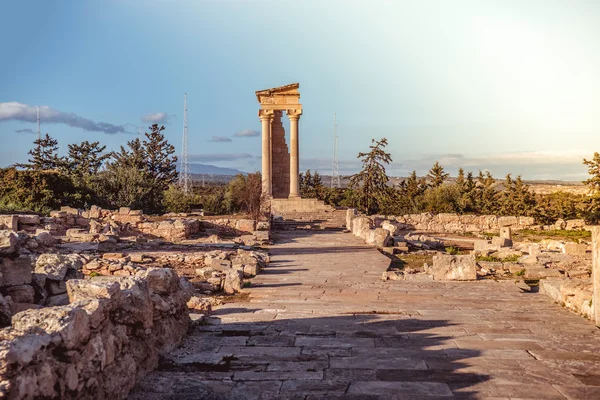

{"left": 0, "top": 268, "right": 192, "bottom": 399}
{"left": 346, "top": 209, "right": 393, "bottom": 247}
{"left": 369, "top": 212, "right": 588, "bottom": 234}
{"left": 3, "top": 206, "right": 270, "bottom": 243}
{"left": 540, "top": 278, "right": 593, "bottom": 320}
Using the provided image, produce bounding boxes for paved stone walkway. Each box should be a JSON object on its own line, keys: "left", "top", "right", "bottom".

{"left": 131, "top": 231, "right": 600, "bottom": 399}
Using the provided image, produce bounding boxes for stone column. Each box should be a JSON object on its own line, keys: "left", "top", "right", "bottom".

{"left": 259, "top": 109, "right": 273, "bottom": 197}
{"left": 593, "top": 227, "right": 600, "bottom": 326}
{"left": 287, "top": 109, "right": 302, "bottom": 198}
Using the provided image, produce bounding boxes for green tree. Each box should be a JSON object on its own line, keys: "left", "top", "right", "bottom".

{"left": 95, "top": 124, "right": 178, "bottom": 212}
{"left": 583, "top": 152, "right": 600, "bottom": 223}
{"left": 16, "top": 133, "right": 64, "bottom": 170}
{"left": 427, "top": 161, "right": 449, "bottom": 188}
{"left": 65, "top": 141, "right": 110, "bottom": 177}
{"left": 349, "top": 138, "right": 392, "bottom": 215}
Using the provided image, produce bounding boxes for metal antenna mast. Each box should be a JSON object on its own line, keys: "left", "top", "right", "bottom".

{"left": 36, "top": 106, "right": 41, "bottom": 141}
{"left": 139, "top": 125, "right": 143, "bottom": 141}
{"left": 331, "top": 113, "right": 340, "bottom": 188}
{"left": 178, "top": 93, "right": 191, "bottom": 194}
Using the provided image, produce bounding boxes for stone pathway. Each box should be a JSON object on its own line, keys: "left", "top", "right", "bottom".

{"left": 131, "top": 231, "right": 600, "bottom": 399}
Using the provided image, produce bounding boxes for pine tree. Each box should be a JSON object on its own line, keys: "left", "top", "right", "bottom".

{"left": 65, "top": 141, "right": 110, "bottom": 177}
{"left": 143, "top": 124, "right": 178, "bottom": 190}
{"left": 349, "top": 138, "right": 392, "bottom": 214}
{"left": 583, "top": 152, "right": 600, "bottom": 223}
{"left": 17, "top": 133, "right": 64, "bottom": 170}
{"left": 427, "top": 161, "right": 449, "bottom": 188}
{"left": 583, "top": 152, "right": 600, "bottom": 194}
{"left": 456, "top": 168, "right": 466, "bottom": 192}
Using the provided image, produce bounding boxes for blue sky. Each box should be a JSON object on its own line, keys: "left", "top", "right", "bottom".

{"left": 1, "top": 0, "right": 599, "bottom": 180}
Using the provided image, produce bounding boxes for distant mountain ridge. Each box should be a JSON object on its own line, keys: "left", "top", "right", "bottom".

{"left": 187, "top": 163, "right": 246, "bottom": 176}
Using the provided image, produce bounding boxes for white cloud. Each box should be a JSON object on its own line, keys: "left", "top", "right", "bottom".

{"left": 233, "top": 129, "right": 260, "bottom": 137}
{"left": 141, "top": 112, "right": 170, "bottom": 124}
{"left": 209, "top": 136, "right": 232, "bottom": 143}
{"left": 0, "top": 102, "right": 126, "bottom": 134}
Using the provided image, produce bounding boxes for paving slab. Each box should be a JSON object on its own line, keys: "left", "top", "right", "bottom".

{"left": 131, "top": 230, "right": 600, "bottom": 399}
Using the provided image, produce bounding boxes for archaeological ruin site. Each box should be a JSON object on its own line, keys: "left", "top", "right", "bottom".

{"left": 2, "top": 84, "right": 600, "bottom": 400}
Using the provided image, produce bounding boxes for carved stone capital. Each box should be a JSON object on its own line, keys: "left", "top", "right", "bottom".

{"left": 258, "top": 109, "right": 275, "bottom": 120}
{"left": 286, "top": 109, "right": 302, "bottom": 120}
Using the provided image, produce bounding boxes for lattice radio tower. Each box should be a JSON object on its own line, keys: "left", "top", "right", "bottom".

{"left": 331, "top": 113, "right": 341, "bottom": 188}
{"left": 178, "top": 93, "right": 191, "bottom": 194}
{"left": 36, "top": 106, "right": 41, "bottom": 141}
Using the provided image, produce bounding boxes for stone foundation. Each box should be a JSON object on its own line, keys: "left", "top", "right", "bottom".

{"left": 0, "top": 268, "right": 192, "bottom": 399}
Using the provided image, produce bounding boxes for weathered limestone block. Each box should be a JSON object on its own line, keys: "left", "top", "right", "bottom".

{"left": 346, "top": 208, "right": 357, "bottom": 231}
{"left": 0, "top": 257, "right": 32, "bottom": 287}
{"left": 431, "top": 254, "right": 477, "bottom": 281}
{"left": 522, "top": 266, "right": 562, "bottom": 279}
{"left": 491, "top": 236, "right": 512, "bottom": 248}
{"left": 66, "top": 228, "right": 98, "bottom": 242}
{"left": 499, "top": 227, "right": 512, "bottom": 240}
{"left": 235, "top": 219, "right": 255, "bottom": 233}
{"left": 351, "top": 216, "right": 371, "bottom": 240}
{"left": 35, "top": 231, "right": 57, "bottom": 247}
{"left": 541, "top": 278, "right": 593, "bottom": 319}
{"left": 0, "top": 230, "right": 19, "bottom": 256}
{"left": 563, "top": 242, "right": 588, "bottom": 256}
{"left": 17, "top": 214, "right": 40, "bottom": 227}
{"left": 436, "top": 213, "right": 460, "bottom": 224}
{"left": 498, "top": 216, "right": 518, "bottom": 227}
{"left": 223, "top": 269, "right": 243, "bottom": 294}
{"left": 0, "top": 216, "right": 18, "bottom": 232}
{"left": 366, "top": 228, "right": 393, "bottom": 247}
{"left": 518, "top": 216, "right": 535, "bottom": 227}
{"left": 566, "top": 219, "right": 586, "bottom": 230}
{"left": 35, "top": 254, "right": 83, "bottom": 281}
{"left": 381, "top": 220, "right": 399, "bottom": 236}
{"left": 539, "top": 239, "right": 565, "bottom": 252}
{"left": 473, "top": 240, "right": 499, "bottom": 252}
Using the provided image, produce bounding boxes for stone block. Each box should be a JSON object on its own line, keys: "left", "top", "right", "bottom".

{"left": 60, "top": 206, "right": 80, "bottom": 215}
{"left": 0, "top": 230, "right": 19, "bottom": 256}
{"left": 0, "top": 215, "right": 18, "bottom": 231}
{"left": 473, "top": 240, "right": 499, "bottom": 252}
{"left": 0, "top": 256, "right": 33, "bottom": 287}
{"left": 431, "top": 254, "right": 477, "bottom": 281}
{"left": 17, "top": 214, "right": 40, "bottom": 226}
{"left": 35, "top": 231, "right": 57, "bottom": 247}
{"left": 223, "top": 269, "right": 243, "bottom": 294}
{"left": 522, "top": 266, "right": 562, "bottom": 279}
{"left": 491, "top": 236, "right": 512, "bottom": 248}
{"left": 566, "top": 219, "right": 586, "bottom": 230}
{"left": 499, "top": 227, "right": 512, "bottom": 240}
{"left": 554, "top": 219, "right": 566, "bottom": 230}
{"left": 563, "top": 242, "right": 588, "bottom": 256}
{"left": 498, "top": 216, "right": 518, "bottom": 227}
{"left": 367, "top": 228, "right": 393, "bottom": 247}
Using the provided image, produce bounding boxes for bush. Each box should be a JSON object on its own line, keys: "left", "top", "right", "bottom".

{"left": 162, "top": 185, "right": 202, "bottom": 213}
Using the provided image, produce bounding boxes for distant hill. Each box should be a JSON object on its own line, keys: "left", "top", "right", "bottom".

{"left": 188, "top": 163, "right": 246, "bottom": 176}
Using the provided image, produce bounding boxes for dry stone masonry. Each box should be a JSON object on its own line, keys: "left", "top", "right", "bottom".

{"left": 0, "top": 269, "right": 192, "bottom": 399}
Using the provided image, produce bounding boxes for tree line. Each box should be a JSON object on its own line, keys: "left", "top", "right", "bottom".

{"left": 1, "top": 126, "right": 262, "bottom": 216}
{"left": 3, "top": 130, "right": 600, "bottom": 225}
{"left": 300, "top": 139, "right": 600, "bottom": 225}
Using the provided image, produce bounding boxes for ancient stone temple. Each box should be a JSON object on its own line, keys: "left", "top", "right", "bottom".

{"left": 256, "top": 83, "right": 302, "bottom": 199}
{"left": 256, "top": 83, "right": 347, "bottom": 228}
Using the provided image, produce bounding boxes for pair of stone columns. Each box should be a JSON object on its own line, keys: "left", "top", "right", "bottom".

{"left": 259, "top": 109, "right": 302, "bottom": 199}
